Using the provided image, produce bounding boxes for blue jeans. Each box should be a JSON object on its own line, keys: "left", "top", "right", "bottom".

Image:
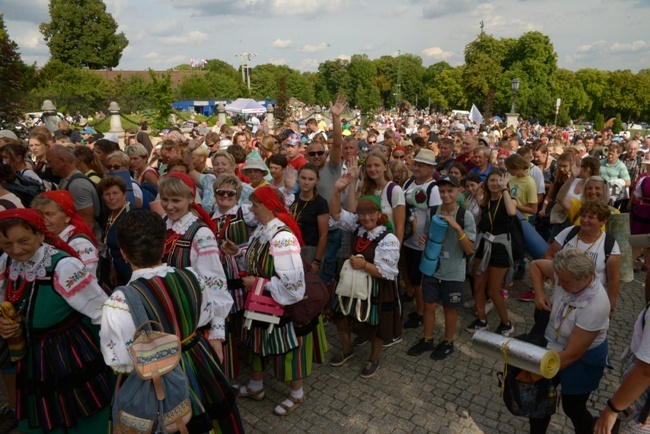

{"left": 320, "top": 229, "right": 342, "bottom": 285}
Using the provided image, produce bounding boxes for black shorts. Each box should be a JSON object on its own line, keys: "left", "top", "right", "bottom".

{"left": 402, "top": 246, "right": 423, "bottom": 286}
{"left": 474, "top": 239, "right": 510, "bottom": 268}
{"left": 422, "top": 275, "right": 464, "bottom": 307}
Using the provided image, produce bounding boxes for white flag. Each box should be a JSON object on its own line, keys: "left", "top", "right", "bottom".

{"left": 469, "top": 104, "right": 484, "bottom": 125}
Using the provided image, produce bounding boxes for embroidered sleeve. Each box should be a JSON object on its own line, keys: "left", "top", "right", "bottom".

{"left": 266, "top": 231, "right": 305, "bottom": 305}
{"left": 240, "top": 201, "right": 259, "bottom": 228}
{"left": 0, "top": 254, "right": 7, "bottom": 299}
{"left": 99, "top": 289, "right": 136, "bottom": 374}
{"left": 190, "top": 228, "right": 233, "bottom": 340}
{"left": 375, "top": 233, "right": 401, "bottom": 280}
{"left": 336, "top": 209, "right": 360, "bottom": 233}
{"left": 53, "top": 257, "right": 108, "bottom": 324}
{"left": 68, "top": 237, "right": 99, "bottom": 275}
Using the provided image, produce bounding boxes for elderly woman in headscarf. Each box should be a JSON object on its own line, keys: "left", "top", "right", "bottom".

{"left": 31, "top": 190, "right": 99, "bottom": 275}
{"left": 0, "top": 209, "right": 110, "bottom": 433}
{"left": 220, "top": 185, "right": 327, "bottom": 416}
{"left": 328, "top": 173, "right": 401, "bottom": 379}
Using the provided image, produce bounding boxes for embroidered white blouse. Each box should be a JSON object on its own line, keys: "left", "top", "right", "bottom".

{"left": 0, "top": 244, "right": 106, "bottom": 324}
{"left": 59, "top": 225, "right": 99, "bottom": 275}
{"left": 99, "top": 264, "right": 226, "bottom": 373}
{"left": 166, "top": 212, "right": 232, "bottom": 339}
{"left": 241, "top": 218, "right": 305, "bottom": 306}
{"left": 335, "top": 209, "right": 401, "bottom": 280}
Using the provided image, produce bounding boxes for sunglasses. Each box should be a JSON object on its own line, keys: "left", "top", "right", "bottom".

{"left": 216, "top": 189, "right": 237, "bottom": 198}
{"left": 368, "top": 140, "right": 377, "bottom": 144}
{"left": 308, "top": 151, "right": 325, "bottom": 157}
{"left": 106, "top": 164, "right": 123, "bottom": 171}
{"left": 393, "top": 154, "right": 406, "bottom": 160}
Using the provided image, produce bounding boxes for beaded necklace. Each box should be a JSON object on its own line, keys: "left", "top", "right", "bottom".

{"left": 164, "top": 231, "right": 182, "bottom": 258}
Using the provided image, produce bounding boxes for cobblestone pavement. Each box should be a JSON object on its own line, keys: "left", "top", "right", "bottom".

{"left": 234, "top": 273, "right": 647, "bottom": 434}
{"left": 2, "top": 272, "right": 645, "bottom": 433}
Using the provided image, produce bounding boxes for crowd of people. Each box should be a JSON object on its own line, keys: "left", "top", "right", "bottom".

{"left": 0, "top": 97, "right": 647, "bottom": 433}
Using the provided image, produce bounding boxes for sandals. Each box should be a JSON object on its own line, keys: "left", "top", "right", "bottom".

{"left": 238, "top": 385, "right": 265, "bottom": 401}
{"left": 273, "top": 393, "right": 307, "bottom": 416}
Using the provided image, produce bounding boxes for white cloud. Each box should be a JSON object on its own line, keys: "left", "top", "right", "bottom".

{"left": 611, "top": 40, "right": 648, "bottom": 52}
{"left": 173, "top": 0, "right": 344, "bottom": 17}
{"left": 13, "top": 29, "right": 43, "bottom": 50}
{"left": 362, "top": 44, "right": 376, "bottom": 51}
{"left": 143, "top": 51, "right": 161, "bottom": 60}
{"left": 272, "top": 39, "right": 293, "bottom": 48}
{"left": 381, "top": 5, "right": 407, "bottom": 17}
{"left": 158, "top": 31, "right": 209, "bottom": 46}
{"left": 301, "top": 42, "right": 329, "bottom": 53}
{"left": 299, "top": 58, "right": 320, "bottom": 71}
{"left": 337, "top": 54, "right": 351, "bottom": 61}
{"left": 150, "top": 20, "right": 180, "bottom": 36}
{"left": 422, "top": 46, "right": 453, "bottom": 59}
{"left": 269, "top": 58, "right": 287, "bottom": 65}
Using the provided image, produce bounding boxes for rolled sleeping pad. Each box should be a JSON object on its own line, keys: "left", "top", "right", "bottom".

{"left": 606, "top": 212, "right": 633, "bottom": 283}
{"left": 517, "top": 211, "right": 549, "bottom": 260}
{"left": 420, "top": 215, "right": 448, "bottom": 276}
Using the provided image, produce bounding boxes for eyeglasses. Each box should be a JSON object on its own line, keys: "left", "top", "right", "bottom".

{"left": 216, "top": 189, "right": 237, "bottom": 198}
{"left": 357, "top": 210, "right": 379, "bottom": 217}
{"left": 368, "top": 140, "right": 377, "bottom": 144}
{"left": 393, "top": 154, "right": 406, "bottom": 160}
{"left": 308, "top": 151, "right": 325, "bottom": 157}
{"left": 106, "top": 164, "right": 123, "bottom": 171}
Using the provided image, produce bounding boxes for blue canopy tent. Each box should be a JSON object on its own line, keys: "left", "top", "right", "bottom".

{"left": 224, "top": 98, "right": 267, "bottom": 114}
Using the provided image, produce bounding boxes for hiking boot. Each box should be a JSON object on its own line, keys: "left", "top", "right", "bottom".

{"left": 513, "top": 266, "right": 526, "bottom": 281}
{"left": 352, "top": 336, "right": 369, "bottom": 346}
{"left": 430, "top": 340, "right": 455, "bottom": 360}
{"left": 403, "top": 314, "right": 423, "bottom": 329}
{"left": 519, "top": 289, "right": 536, "bottom": 302}
{"left": 382, "top": 336, "right": 402, "bottom": 348}
{"left": 465, "top": 318, "right": 488, "bottom": 333}
{"left": 407, "top": 338, "right": 435, "bottom": 356}
{"left": 0, "top": 406, "right": 16, "bottom": 434}
{"left": 329, "top": 350, "right": 355, "bottom": 367}
{"left": 496, "top": 321, "right": 515, "bottom": 337}
{"left": 360, "top": 360, "right": 380, "bottom": 378}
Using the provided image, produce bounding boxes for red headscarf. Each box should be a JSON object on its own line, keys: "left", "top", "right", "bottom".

{"left": 0, "top": 209, "right": 79, "bottom": 259}
{"left": 165, "top": 172, "right": 216, "bottom": 233}
{"left": 252, "top": 186, "right": 304, "bottom": 246}
{"left": 38, "top": 190, "right": 98, "bottom": 245}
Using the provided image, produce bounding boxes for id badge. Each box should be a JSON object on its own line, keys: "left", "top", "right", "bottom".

{"left": 484, "top": 232, "right": 496, "bottom": 242}
{"left": 439, "top": 251, "right": 450, "bottom": 259}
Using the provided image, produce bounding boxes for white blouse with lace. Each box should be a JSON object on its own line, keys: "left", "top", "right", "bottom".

{"left": 0, "top": 244, "right": 106, "bottom": 324}
{"left": 59, "top": 225, "right": 99, "bottom": 275}
{"left": 99, "top": 264, "right": 227, "bottom": 373}
{"left": 335, "top": 209, "right": 400, "bottom": 280}
{"left": 166, "top": 212, "right": 232, "bottom": 339}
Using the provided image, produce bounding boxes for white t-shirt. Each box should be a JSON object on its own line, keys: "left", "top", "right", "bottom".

{"left": 631, "top": 307, "right": 650, "bottom": 363}
{"left": 375, "top": 182, "right": 405, "bottom": 230}
{"left": 545, "top": 277, "right": 610, "bottom": 352}
{"left": 554, "top": 227, "right": 620, "bottom": 288}
{"left": 566, "top": 178, "right": 583, "bottom": 201}
{"left": 529, "top": 164, "right": 545, "bottom": 195}
{"left": 402, "top": 178, "right": 441, "bottom": 250}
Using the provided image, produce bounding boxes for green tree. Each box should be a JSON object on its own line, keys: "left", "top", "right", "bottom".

{"left": 575, "top": 68, "right": 608, "bottom": 119}
{"left": 425, "top": 67, "right": 466, "bottom": 112}
{"left": 593, "top": 113, "right": 605, "bottom": 131}
{"left": 612, "top": 113, "right": 624, "bottom": 134}
{"left": 275, "top": 76, "right": 289, "bottom": 126}
{"left": 40, "top": 0, "right": 128, "bottom": 69}
{"left": 462, "top": 33, "right": 504, "bottom": 117}
{"left": 0, "top": 14, "right": 27, "bottom": 129}
{"left": 148, "top": 70, "right": 173, "bottom": 130}
{"left": 314, "top": 59, "right": 352, "bottom": 105}
{"left": 175, "top": 74, "right": 214, "bottom": 100}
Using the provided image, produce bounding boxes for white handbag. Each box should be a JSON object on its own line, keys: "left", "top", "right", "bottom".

{"left": 335, "top": 257, "right": 373, "bottom": 322}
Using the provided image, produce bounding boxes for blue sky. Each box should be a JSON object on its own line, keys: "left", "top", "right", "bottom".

{"left": 2, "top": 0, "right": 649, "bottom": 72}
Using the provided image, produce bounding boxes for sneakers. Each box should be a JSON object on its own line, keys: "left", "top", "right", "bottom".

{"left": 0, "top": 406, "right": 16, "bottom": 434}
{"left": 513, "top": 266, "right": 526, "bottom": 281}
{"left": 431, "top": 340, "right": 454, "bottom": 360}
{"left": 352, "top": 336, "right": 369, "bottom": 346}
{"left": 360, "top": 360, "right": 380, "bottom": 378}
{"left": 519, "top": 289, "right": 536, "bottom": 302}
{"left": 496, "top": 321, "right": 515, "bottom": 337}
{"left": 330, "top": 350, "right": 355, "bottom": 367}
{"left": 465, "top": 318, "right": 488, "bottom": 333}
{"left": 382, "top": 336, "right": 402, "bottom": 348}
{"left": 403, "top": 314, "right": 423, "bottom": 329}
{"left": 500, "top": 287, "right": 509, "bottom": 300}
{"left": 407, "top": 338, "right": 435, "bottom": 356}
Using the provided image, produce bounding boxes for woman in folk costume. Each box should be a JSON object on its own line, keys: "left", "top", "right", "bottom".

{"left": 31, "top": 190, "right": 100, "bottom": 275}
{"left": 221, "top": 185, "right": 327, "bottom": 416}
{"left": 211, "top": 174, "right": 255, "bottom": 379}
{"left": 328, "top": 174, "right": 401, "bottom": 378}
{"left": 158, "top": 172, "right": 233, "bottom": 358}
{"left": 0, "top": 209, "right": 111, "bottom": 433}
{"left": 100, "top": 210, "right": 244, "bottom": 434}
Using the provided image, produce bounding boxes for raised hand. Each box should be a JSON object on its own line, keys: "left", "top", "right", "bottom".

{"left": 570, "top": 156, "right": 581, "bottom": 178}
{"left": 330, "top": 95, "right": 348, "bottom": 118}
{"left": 284, "top": 166, "right": 297, "bottom": 191}
{"left": 498, "top": 172, "right": 511, "bottom": 189}
{"left": 335, "top": 173, "right": 354, "bottom": 192}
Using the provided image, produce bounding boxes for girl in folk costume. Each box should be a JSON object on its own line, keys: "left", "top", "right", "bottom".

{"left": 100, "top": 211, "right": 244, "bottom": 434}
{"left": 328, "top": 174, "right": 402, "bottom": 378}
{"left": 31, "top": 190, "right": 100, "bottom": 275}
{"left": 0, "top": 209, "right": 111, "bottom": 433}
{"left": 158, "top": 172, "right": 232, "bottom": 358}
{"left": 221, "top": 185, "right": 327, "bottom": 416}
{"left": 211, "top": 174, "right": 255, "bottom": 379}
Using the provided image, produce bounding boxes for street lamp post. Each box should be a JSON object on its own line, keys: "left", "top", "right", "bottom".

{"left": 235, "top": 52, "right": 257, "bottom": 93}
{"left": 554, "top": 98, "right": 561, "bottom": 126}
{"left": 506, "top": 78, "right": 520, "bottom": 128}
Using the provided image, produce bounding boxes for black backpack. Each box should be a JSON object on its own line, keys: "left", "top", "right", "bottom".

{"left": 561, "top": 226, "right": 616, "bottom": 263}
{"left": 64, "top": 172, "right": 109, "bottom": 225}
{"left": 511, "top": 216, "right": 526, "bottom": 262}
{"left": 2, "top": 172, "right": 46, "bottom": 207}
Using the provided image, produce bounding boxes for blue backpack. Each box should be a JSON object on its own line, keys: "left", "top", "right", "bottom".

{"left": 139, "top": 181, "right": 159, "bottom": 210}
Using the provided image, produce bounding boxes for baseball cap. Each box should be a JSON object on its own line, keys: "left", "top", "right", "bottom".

{"left": 437, "top": 174, "right": 460, "bottom": 188}
{"left": 0, "top": 130, "right": 18, "bottom": 141}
